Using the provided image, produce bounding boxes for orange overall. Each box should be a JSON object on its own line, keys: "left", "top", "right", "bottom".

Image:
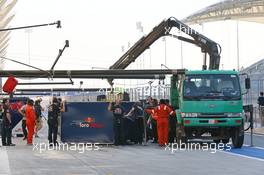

{"left": 145, "top": 104, "right": 175, "bottom": 146}
{"left": 25, "top": 105, "right": 36, "bottom": 144}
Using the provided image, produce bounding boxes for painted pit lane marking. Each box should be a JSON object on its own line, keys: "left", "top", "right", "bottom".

{"left": 221, "top": 145, "right": 264, "bottom": 161}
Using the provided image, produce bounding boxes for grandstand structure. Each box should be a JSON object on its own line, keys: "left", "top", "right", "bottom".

{"left": 0, "top": 0, "right": 17, "bottom": 69}
{"left": 182, "top": 0, "right": 264, "bottom": 24}
{"left": 0, "top": 0, "right": 17, "bottom": 90}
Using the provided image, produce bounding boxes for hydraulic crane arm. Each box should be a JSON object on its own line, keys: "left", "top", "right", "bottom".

{"left": 109, "top": 17, "right": 221, "bottom": 71}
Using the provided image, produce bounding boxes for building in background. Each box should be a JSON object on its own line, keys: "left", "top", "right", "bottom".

{"left": 240, "top": 58, "right": 264, "bottom": 106}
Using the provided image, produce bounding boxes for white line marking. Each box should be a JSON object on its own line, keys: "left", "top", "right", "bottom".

{"left": 219, "top": 150, "right": 264, "bottom": 162}
{"left": 245, "top": 132, "right": 264, "bottom": 137}
{"left": 244, "top": 144, "right": 264, "bottom": 149}
{"left": 243, "top": 144, "right": 264, "bottom": 150}
{"left": 0, "top": 147, "right": 11, "bottom": 175}
{"left": 254, "top": 146, "right": 264, "bottom": 150}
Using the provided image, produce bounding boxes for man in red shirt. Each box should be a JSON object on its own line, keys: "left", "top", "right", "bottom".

{"left": 25, "top": 99, "right": 36, "bottom": 145}
{"left": 145, "top": 99, "right": 175, "bottom": 146}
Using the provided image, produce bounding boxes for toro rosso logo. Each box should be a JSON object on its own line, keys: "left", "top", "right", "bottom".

{"left": 70, "top": 116, "right": 104, "bottom": 128}
{"left": 10, "top": 101, "right": 24, "bottom": 111}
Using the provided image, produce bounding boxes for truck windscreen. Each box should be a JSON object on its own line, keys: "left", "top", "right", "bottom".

{"left": 183, "top": 74, "right": 241, "bottom": 100}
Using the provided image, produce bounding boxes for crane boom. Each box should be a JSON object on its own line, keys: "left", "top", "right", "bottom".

{"left": 109, "top": 17, "right": 221, "bottom": 71}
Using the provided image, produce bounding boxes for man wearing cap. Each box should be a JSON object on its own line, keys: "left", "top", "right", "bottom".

{"left": 1, "top": 98, "right": 15, "bottom": 146}
{"left": 108, "top": 99, "right": 126, "bottom": 145}
{"left": 48, "top": 97, "right": 65, "bottom": 145}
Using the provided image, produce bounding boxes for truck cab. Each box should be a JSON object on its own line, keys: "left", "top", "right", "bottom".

{"left": 172, "top": 70, "right": 245, "bottom": 148}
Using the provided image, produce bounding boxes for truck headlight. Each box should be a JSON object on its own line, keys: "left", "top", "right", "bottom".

{"left": 181, "top": 113, "right": 198, "bottom": 118}
{"left": 225, "top": 113, "right": 242, "bottom": 117}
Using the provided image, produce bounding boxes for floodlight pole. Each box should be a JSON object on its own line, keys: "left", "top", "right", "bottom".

{"left": 0, "top": 21, "right": 61, "bottom": 32}
{"left": 50, "top": 40, "right": 69, "bottom": 72}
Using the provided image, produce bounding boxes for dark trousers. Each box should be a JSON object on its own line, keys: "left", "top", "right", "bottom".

{"left": 113, "top": 116, "right": 125, "bottom": 145}
{"left": 151, "top": 119, "right": 158, "bottom": 142}
{"left": 1, "top": 123, "right": 12, "bottom": 145}
{"left": 123, "top": 118, "right": 135, "bottom": 142}
{"left": 168, "top": 117, "right": 176, "bottom": 143}
{"left": 134, "top": 117, "right": 143, "bottom": 144}
{"left": 48, "top": 123, "right": 58, "bottom": 144}
{"left": 22, "top": 120, "right": 28, "bottom": 138}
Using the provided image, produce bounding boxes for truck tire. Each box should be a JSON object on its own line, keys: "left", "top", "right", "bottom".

{"left": 222, "top": 138, "right": 229, "bottom": 144}
{"left": 211, "top": 133, "right": 220, "bottom": 144}
{"left": 176, "top": 124, "right": 187, "bottom": 145}
{"left": 231, "top": 127, "right": 244, "bottom": 148}
{"left": 213, "top": 139, "right": 220, "bottom": 144}
{"left": 176, "top": 135, "right": 187, "bottom": 147}
{"left": 181, "top": 136, "right": 188, "bottom": 143}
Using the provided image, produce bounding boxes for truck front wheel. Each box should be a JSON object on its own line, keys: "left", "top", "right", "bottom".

{"left": 231, "top": 127, "right": 244, "bottom": 148}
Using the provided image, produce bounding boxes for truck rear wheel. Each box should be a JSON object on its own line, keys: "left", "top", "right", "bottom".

{"left": 211, "top": 133, "right": 220, "bottom": 144}
{"left": 231, "top": 128, "right": 244, "bottom": 148}
{"left": 222, "top": 138, "right": 229, "bottom": 144}
{"left": 176, "top": 124, "right": 187, "bottom": 144}
{"left": 176, "top": 135, "right": 187, "bottom": 145}
{"left": 213, "top": 139, "right": 220, "bottom": 144}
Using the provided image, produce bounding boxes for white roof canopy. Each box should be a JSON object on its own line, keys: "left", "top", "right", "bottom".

{"left": 182, "top": 0, "right": 264, "bottom": 24}
{"left": 0, "top": 0, "right": 17, "bottom": 68}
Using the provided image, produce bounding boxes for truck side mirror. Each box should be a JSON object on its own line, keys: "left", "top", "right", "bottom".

{"left": 245, "top": 78, "right": 250, "bottom": 89}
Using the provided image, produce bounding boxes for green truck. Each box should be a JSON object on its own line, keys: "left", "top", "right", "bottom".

{"left": 171, "top": 70, "right": 250, "bottom": 148}
{"left": 109, "top": 17, "right": 249, "bottom": 148}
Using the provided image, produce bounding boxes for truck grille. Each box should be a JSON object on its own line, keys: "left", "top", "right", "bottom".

{"left": 198, "top": 113, "right": 226, "bottom": 118}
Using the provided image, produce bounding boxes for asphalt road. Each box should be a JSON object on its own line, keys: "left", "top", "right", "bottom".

{"left": 1, "top": 124, "right": 264, "bottom": 175}
{"left": 0, "top": 136, "right": 263, "bottom": 175}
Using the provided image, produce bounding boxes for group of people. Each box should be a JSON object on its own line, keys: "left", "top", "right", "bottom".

{"left": 108, "top": 96, "right": 176, "bottom": 147}
{"left": 1, "top": 95, "right": 175, "bottom": 147}
{"left": 1, "top": 97, "right": 65, "bottom": 146}
{"left": 108, "top": 100, "right": 144, "bottom": 145}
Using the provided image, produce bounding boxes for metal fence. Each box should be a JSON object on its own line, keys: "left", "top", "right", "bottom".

{"left": 243, "top": 79, "right": 264, "bottom": 106}
{"left": 242, "top": 78, "right": 264, "bottom": 128}
{"left": 253, "top": 106, "right": 264, "bottom": 128}
{"left": 124, "top": 84, "right": 171, "bottom": 101}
